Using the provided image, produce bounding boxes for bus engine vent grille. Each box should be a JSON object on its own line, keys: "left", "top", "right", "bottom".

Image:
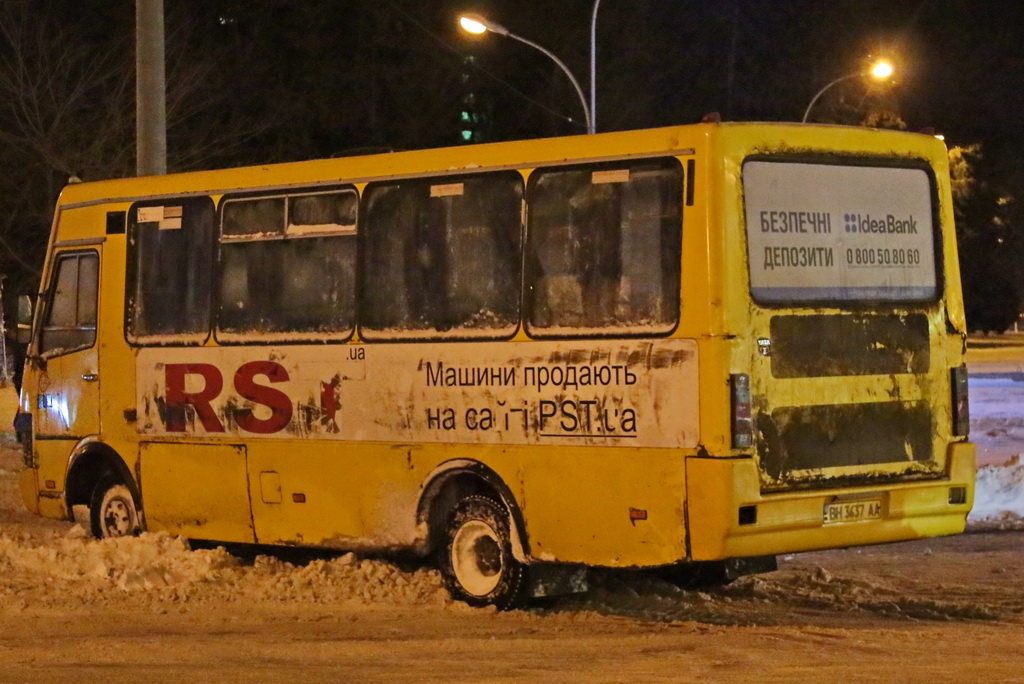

{"left": 769, "top": 313, "right": 929, "bottom": 378}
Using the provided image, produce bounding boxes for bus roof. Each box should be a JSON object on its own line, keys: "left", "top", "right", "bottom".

{"left": 55, "top": 122, "right": 949, "bottom": 210}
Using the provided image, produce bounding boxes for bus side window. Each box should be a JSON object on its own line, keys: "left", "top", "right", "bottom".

{"left": 126, "top": 197, "right": 214, "bottom": 344}
{"left": 40, "top": 252, "right": 98, "bottom": 356}
{"left": 360, "top": 172, "right": 523, "bottom": 339}
{"left": 217, "top": 189, "right": 357, "bottom": 340}
{"left": 525, "top": 159, "right": 683, "bottom": 336}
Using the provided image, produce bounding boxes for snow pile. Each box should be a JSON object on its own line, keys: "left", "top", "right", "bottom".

{"left": 966, "top": 372, "right": 1024, "bottom": 525}
{"left": 0, "top": 528, "right": 449, "bottom": 610}
{"left": 969, "top": 455, "right": 1024, "bottom": 526}
{"left": 245, "top": 553, "right": 449, "bottom": 606}
{"left": 0, "top": 529, "right": 237, "bottom": 591}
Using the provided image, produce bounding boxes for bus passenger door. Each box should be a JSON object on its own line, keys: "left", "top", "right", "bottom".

{"left": 28, "top": 249, "right": 101, "bottom": 507}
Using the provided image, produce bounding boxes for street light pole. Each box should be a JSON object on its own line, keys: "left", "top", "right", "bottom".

{"left": 802, "top": 73, "right": 860, "bottom": 123}
{"left": 460, "top": 15, "right": 592, "bottom": 134}
{"left": 802, "top": 60, "right": 895, "bottom": 124}
{"left": 590, "top": 0, "right": 602, "bottom": 134}
{"left": 136, "top": 0, "right": 167, "bottom": 176}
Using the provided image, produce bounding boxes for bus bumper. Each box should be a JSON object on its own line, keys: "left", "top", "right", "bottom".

{"left": 686, "top": 441, "right": 976, "bottom": 561}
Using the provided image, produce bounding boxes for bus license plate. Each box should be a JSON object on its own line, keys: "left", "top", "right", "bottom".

{"left": 823, "top": 498, "right": 882, "bottom": 524}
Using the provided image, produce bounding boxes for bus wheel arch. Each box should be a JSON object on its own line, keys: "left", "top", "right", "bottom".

{"left": 418, "top": 460, "right": 530, "bottom": 563}
{"left": 65, "top": 442, "right": 144, "bottom": 537}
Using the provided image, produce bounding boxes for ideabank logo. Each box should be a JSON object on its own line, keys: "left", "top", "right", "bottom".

{"left": 843, "top": 213, "right": 917, "bottom": 234}
{"left": 844, "top": 213, "right": 857, "bottom": 233}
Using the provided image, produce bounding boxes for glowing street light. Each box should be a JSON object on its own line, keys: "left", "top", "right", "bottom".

{"left": 458, "top": 15, "right": 489, "bottom": 35}
{"left": 870, "top": 60, "right": 894, "bottom": 79}
{"left": 458, "top": 13, "right": 592, "bottom": 134}
{"left": 802, "top": 59, "right": 895, "bottom": 124}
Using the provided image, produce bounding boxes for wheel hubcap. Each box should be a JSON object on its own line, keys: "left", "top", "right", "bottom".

{"left": 451, "top": 520, "right": 503, "bottom": 596}
{"left": 103, "top": 497, "right": 133, "bottom": 537}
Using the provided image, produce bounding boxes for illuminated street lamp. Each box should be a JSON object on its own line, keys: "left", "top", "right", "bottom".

{"left": 870, "top": 60, "right": 894, "bottom": 79}
{"left": 801, "top": 59, "right": 895, "bottom": 123}
{"left": 459, "top": 14, "right": 592, "bottom": 134}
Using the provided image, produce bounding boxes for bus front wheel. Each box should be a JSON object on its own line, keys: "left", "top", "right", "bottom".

{"left": 439, "top": 495, "right": 526, "bottom": 610}
{"left": 90, "top": 479, "right": 142, "bottom": 539}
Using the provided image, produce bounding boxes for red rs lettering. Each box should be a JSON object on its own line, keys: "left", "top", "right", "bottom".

{"left": 165, "top": 363, "right": 225, "bottom": 432}
{"left": 233, "top": 361, "right": 292, "bottom": 434}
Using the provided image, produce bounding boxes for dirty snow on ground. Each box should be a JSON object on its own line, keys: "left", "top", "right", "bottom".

{"left": 967, "top": 374, "right": 1024, "bottom": 525}
{"left": 969, "top": 455, "right": 1024, "bottom": 526}
{"left": 1, "top": 518, "right": 1015, "bottom": 625}
{"left": 0, "top": 523, "right": 450, "bottom": 612}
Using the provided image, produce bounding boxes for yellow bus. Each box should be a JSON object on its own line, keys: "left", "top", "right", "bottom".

{"left": 15, "top": 122, "right": 975, "bottom": 608}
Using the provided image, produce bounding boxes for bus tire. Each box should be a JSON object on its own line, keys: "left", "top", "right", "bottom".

{"left": 90, "top": 479, "right": 142, "bottom": 539}
{"left": 439, "top": 495, "right": 526, "bottom": 610}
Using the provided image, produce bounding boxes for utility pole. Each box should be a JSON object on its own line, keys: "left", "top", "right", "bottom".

{"left": 0, "top": 276, "right": 8, "bottom": 385}
{"left": 136, "top": 0, "right": 167, "bottom": 176}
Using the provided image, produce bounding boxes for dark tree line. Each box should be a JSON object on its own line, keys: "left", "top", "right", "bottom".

{"left": 949, "top": 144, "right": 1024, "bottom": 332}
{"left": 1, "top": 0, "right": 1022, "bottom": 329}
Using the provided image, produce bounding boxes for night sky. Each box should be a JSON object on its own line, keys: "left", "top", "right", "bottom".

{"left": 359, "top": 1, "right": 1024, "bottom": 148}
{"left": 10, "top": 0, "right": 1024, "bottom": 165}
{"left": 163, "top": 0, "right": 1024, "bottom": 158}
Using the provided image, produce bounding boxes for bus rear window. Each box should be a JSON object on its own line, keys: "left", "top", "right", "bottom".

{"left": 743, "top": 160, "right": 938, "bottom": 304}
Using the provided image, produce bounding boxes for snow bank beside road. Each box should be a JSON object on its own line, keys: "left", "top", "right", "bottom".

{"left": 0, "top": 528, "right": 450, "bottom": 610}
{"left": 967, "top": 371, "right": 1024, "bottom": 524}
{"left": 969, "top": 456, "right": 1024, "bottom": 525}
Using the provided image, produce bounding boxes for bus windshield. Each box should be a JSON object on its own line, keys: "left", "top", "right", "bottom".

{"left": 743, "top": 160, "right": 938, "bottom": 305}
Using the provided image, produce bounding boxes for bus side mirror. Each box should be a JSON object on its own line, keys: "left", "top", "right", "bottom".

{"left": 15, "top": 295, "right": 33, "bottom": 345}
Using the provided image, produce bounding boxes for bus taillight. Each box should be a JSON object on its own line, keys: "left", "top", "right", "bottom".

{"left": 951, "top": 365, "right": 969, "bottom": 437}
{"left": 731, "top": 373, "right": 753, "bottom": 449}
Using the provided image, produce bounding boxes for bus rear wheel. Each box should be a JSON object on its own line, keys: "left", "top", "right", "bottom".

{"left": 439, "top": 495, "right": 526, "bottom": 610}
{"left": 90, "top": 479, "right": 142, "bottom": 539}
